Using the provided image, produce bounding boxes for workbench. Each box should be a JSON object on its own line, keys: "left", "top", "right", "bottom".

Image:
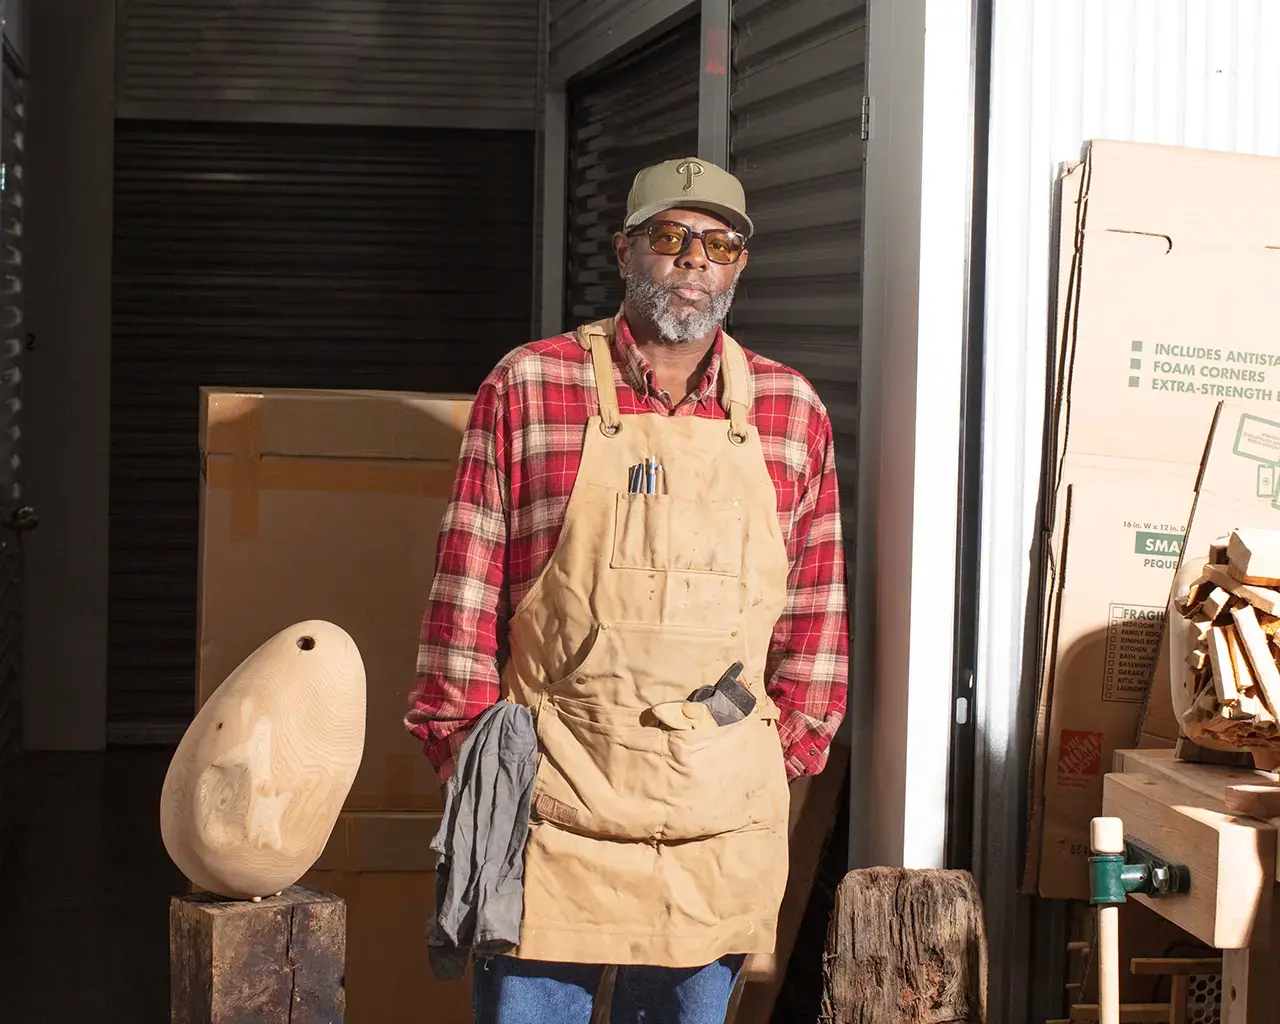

{"left": 1104, "top": 747, "right": 1280, "bottom": 1024}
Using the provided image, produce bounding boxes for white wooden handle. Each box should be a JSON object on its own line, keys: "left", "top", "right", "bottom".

{"left": 1091, "top": 815, "right": 1125, "bottom": 855}
{"left": 1097, "top": 904, "right": 1120, "bottom": 1024}
{"left": 1090, "top": 815, "right": 1125, "bottom": 1024}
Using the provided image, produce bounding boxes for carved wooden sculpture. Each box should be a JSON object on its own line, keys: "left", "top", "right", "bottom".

{"left": 160, "top": 620, "right": 366, "bottom": 900}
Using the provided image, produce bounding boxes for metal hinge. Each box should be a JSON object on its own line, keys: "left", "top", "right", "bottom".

{"left": 860, "top": 95, "right": 872, "bottom": 142}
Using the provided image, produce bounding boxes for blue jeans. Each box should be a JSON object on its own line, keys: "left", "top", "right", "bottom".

{"left": 472, "top": 953, "right": 747, "bottom": 1024}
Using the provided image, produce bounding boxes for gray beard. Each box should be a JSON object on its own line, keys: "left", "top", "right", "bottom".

{"left": 623, "top": 262, "right": 739, "bottom": 345}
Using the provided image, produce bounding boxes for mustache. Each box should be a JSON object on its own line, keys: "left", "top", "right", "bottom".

{"left": 661, "top": 277, "right": 712, "bottom": 295}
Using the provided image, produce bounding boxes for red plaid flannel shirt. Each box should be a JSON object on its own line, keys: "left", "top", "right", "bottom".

{"left": 406, "top": 315, "right": 849, "bottom": 785}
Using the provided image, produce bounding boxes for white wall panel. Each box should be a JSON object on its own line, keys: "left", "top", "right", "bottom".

{"left": 858, "top": 0, "right": 973, "bottom": 870}
{"left": 974, "top": 1, "right": 1280, "bottom": 1018}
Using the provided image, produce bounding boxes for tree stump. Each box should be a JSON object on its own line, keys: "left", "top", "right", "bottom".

{"left": 820, "top": 867, "right": 987, "bottom": 1024}
{"left": 170, "top": 884, "right": 346, "bottom": 1023}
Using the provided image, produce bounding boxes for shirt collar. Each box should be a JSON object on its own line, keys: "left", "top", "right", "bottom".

{"left": 613, "top": 312, "right": 726, "bottom": 408}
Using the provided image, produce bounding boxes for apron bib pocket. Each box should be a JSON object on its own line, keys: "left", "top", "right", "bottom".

{"left": 611, "top": 493, "right": 744, "bottom": 576}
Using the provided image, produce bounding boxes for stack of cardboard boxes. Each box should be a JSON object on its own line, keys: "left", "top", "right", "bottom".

{"left": 1025, "top": 140, "right": 1280, "bottom": 899}
{"left": 196, "top": 386, "right": 474, "bottom": 1023}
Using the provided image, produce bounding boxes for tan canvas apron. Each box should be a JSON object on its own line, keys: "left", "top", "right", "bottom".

{"left": 499, "top": 315, "right": 793, "bottom": 968}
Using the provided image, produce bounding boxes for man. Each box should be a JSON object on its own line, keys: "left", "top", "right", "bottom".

{"left": 406, "top": 157, "right": 848, "bottom": 1024}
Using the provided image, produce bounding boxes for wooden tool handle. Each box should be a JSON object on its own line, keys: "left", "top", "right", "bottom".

{"left": 1090, "top": 816, "right": 1125, "bottom": 1024}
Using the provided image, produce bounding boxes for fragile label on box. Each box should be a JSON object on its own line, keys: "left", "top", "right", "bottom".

{"left": 1102, "top": 603, "right": 1167, "bottom": 703}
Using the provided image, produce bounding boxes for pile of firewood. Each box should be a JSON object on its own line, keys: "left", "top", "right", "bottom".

{"left": 1176, "top": 529, "right": 1280, "bottom": 747}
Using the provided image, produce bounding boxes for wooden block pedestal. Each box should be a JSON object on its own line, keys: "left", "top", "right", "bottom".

{"left": 170, "top": 884, "right": 346, "bottom": 1023}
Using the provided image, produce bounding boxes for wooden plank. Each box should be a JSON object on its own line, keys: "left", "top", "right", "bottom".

{"left": 1202, "top": 564, "right": 1280, "bottom": 615}
{"left": 1231, "top": 603, "right": 1280, "bottom": 714}
{"left": 1227, "top": 529, "right": 1280, "bottom": 584}
{"left": 170, "top": 884, "right": 346, "bottom": 1023}
{"left": 1101, "top": 772, "right": 1275, "bottom": 949}
{"left": 1228, "top": 628, "right": 1255, "bottom": 702}
{"left": 1170, "top": 976, "right": 1188, "bottom": 1024}
{"left": 1209, "top": 625, "right": 1241, "bottom": 703}
{"left": 1120, "top": 749, "right": 1280, "bottom": 885}
{"left": 1129, "top": 956, "right": 1223, "bottom": 976}
{"left": 1225, "top": 784, "right": 1280, "bottom": 819}
{"left": 1067, "top": 1003, "right": 1174, "bottom": 1022}
{"left": 1211, "top": 537, "right": 1231, "bottom": 565}
{"left": 1115, "top": 747, "right": 1271, "bottom": 802}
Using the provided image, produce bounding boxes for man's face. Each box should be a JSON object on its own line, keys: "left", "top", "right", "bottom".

{"left": 614, "top": 207, "right": 748, "bottom": 345}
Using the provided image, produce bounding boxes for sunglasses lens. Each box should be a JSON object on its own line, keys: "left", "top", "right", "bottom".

{"left": 642, "top": 221, "right": 744, "bottom": 263}
{"left": 648, "top": 223, "right": 689, "bottom": 255}
{"left": 703, "top": 230, "right": 744, "bottom": 264}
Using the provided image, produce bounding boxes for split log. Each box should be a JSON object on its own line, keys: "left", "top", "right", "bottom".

{"left": 1202, "top": 563, "right": 1280, "bottom": 616}
{"left": 1175, "top": 535, "right": 1280, "bottom": 753}
{"left": 1228, "top": 529, "right": 1280, "bottom": 585}
{"left": 1210, "top": 536, "right": 1230, "bottom": 565}
{"left": 821, "top": 867, "right": 986, "bottom": 1024}
{"left": 170, "top": 884, "right": 346, "bottom": 1023}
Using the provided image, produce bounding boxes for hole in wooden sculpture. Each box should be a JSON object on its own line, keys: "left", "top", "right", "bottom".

{"left": 297, "top": 635, "right": 316, "bottom": 651}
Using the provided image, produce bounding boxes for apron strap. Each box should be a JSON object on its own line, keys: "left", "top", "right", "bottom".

{"left": 573, "top": 314, "right": 752, "bottom": 443}
{"left": 576, "top": 317, "right": 623, "bottom": 436}
{"left": 719, "top": 331, "right": 753, "bottom": 444}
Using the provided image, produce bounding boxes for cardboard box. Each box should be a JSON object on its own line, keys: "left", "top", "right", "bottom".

{"left": 196, "top": 387, "right": 472, "bottom": 812}
{"left": 1030, "top": 469, "right": 1195, "bottom": 897}
{"left": 1025, "top": 140, "right": 1280, "bottom": 898}
{"left": 303, "top": 810, "right": 472, "bottom": 1024}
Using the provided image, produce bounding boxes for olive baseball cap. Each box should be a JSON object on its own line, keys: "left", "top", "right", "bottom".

{"left": 624, "top": 157, "right": 754, "bottom": 240}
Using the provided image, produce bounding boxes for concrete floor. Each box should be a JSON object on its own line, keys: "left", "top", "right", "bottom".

{"left": 0, "top": 748, "right": 183, "bottom": 1022}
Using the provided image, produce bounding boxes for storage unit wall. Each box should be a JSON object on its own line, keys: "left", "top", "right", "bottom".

{"left": 728, "top": 0, "right": 866, "bottom": 623}
{"left": 108, "top": 0, "right": 540, "bottom": 741}
{"left": 972, "top": 2, "right": 1280, "bottom": 1020}
{"left": 0, "top": 30, "right": 28, "bottom": 864}
{"left": 562, "top": 16, "right": 702, "bottom": 326}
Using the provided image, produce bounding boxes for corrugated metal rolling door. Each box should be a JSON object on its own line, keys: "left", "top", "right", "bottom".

{"left": 108, "top": 122, "right": 535, "bottom": 739}
{"left": 116, "top": 0, "right": 539, "bottom": 130}
{"left": 563, "top": 16, "right": 701, "bottom": 327}
{"left": 550, "top": 0, "right": 660, "bottom": 64}
{"left": 0, "top": 48, "right": 29, "bottom": 861}
{"left": 729, "top": 0, "right": 866, "bottom": 584}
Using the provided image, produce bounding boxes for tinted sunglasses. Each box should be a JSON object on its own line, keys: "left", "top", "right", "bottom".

{"left": 628, "top": 219, "right": 746, "bottom": 265}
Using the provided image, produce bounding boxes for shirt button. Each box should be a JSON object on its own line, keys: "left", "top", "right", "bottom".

{"left": 809, "top": 748, "right": 817, "bottom": 755}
